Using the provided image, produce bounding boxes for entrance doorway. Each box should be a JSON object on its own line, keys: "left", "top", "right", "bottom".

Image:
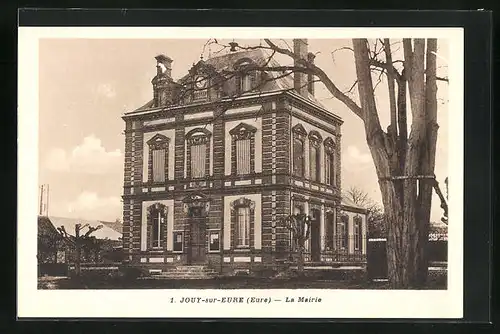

{"left": 188, "top": 207, "right": 206, "bottom": 264}
{"left": 310, "top": 208, "right": 321, "bottom": 262}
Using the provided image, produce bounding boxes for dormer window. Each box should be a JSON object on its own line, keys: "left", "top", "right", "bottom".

{"left": 234, "top": 59, "right": 257, "bottom": 94}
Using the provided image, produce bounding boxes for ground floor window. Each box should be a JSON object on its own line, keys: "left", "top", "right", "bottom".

{"left": 173, "top": 231, "right": 184, "bottom": 252}
{"left": 209, "top": 230, "right": 220, "bottom": 252}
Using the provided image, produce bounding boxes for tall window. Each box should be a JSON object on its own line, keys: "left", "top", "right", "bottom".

{"left": 325, "top": 211, "right": 334, "bottom": 250}
{"left": 147, "top": 134, "right": 169, "bottom": 183}
{"left": 309, "top": 132, "right": 322, "bottom": 182}
{"left": 230, "top": 123, "right": 257, "bottom": 175}
{"left": 237, "top": 207, "right": 250, "bottom": 247}
{"left": 324, "top": 137, "right": 336, "bottom": 186}
{"left": 354, "top": 216, "right": 363, "bottom": 251}
{"left": 231, "top": 197, "right": 255, "bottom": 249}
{"left": 337, "top": 215, "right": 348, "bottom": 250}
{"left": 186, "top": 128, "right": 211, "bottom": 179}
{"left": 147, "top": 203, "right": 167, "bottom": 249}
{"left": 292, "top": 124, "right": 307, "bottom": 178}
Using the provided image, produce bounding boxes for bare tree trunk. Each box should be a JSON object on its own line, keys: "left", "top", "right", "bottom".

{"left": 352, "top": 38, "right": 438, "bottom": 289}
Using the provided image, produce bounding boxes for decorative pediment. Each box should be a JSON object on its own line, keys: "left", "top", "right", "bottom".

{"left": 233, "top": 58, "right": 256, "bottom": 70}
{"left": 182, "top": 193, "right": 210, "bottom": 214}
{"left": 229, "top": 122, "right": 257, "bottom": 140}
{"left": 146, "top": 134, "right": 170, "bottom": 149}
{"left": 185, "top": 127, "right": 212, "bottom": 139}
{"left": 292, "top": 123, "right": 307, "bottom": 138}
{"left": 324, "top": 137, "right": 336, "bottom": 149}
{"left": 230, "top": 197, "right": 256, "bottom": 211}
{"left": 308, "top": 130, "right": 322, "bottom": 147}
{"left": 146, "top": 202, "right": 168, "bottom": 219}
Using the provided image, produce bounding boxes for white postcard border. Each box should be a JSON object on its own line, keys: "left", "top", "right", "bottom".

{"left": 18, "top": 26, "right": 464, "bottom": 319}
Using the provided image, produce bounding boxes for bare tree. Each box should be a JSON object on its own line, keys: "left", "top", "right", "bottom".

{"left": 167, "top": 38, "right": 448, "bottom": 288}
{"left": 344, "top": 186, "right": 385, "bottom": 238}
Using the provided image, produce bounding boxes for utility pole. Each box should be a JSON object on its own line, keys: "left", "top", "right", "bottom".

{"left": 39, "top": 185, "right": 44, "bottom": 216}
{"left": 75, "top": 223, "right": 81, "bottom": 277}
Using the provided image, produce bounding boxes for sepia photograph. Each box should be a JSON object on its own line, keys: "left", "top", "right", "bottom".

{"left": 18, "top": 26, "right": 464, "bottom": 318}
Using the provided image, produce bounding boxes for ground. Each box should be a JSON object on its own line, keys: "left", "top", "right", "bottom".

{"left": 38, "top": 271, "right": 447, "bottom": 290}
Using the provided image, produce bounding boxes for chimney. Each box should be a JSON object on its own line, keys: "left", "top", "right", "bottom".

{"left": 152, "top": 55, "right": 174, "bottom": 107}
{"left": 293, "top": 39, "right": 308, "bottom": 97}
{"left": 307, "top": 52, "right": 316, "bottom": 96}
{"left": 155, "top": 54, "right": 172, "bottom": 78}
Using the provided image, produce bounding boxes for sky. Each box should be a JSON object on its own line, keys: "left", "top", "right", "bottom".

{"left": 38, "top": 38, "right": 449, "bottom": 223}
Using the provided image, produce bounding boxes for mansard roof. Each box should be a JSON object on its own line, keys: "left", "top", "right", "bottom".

{"left": 127, "top": 49, "right": 333, "bottom": 116}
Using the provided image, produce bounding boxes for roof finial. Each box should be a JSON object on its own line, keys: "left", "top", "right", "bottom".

{"left": 229, "top": 39, "right": 239, "bottom": 52}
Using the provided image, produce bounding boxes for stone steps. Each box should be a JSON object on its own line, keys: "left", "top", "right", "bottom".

{"left": 145, "top": 265, "right": 218, "bottom": 280}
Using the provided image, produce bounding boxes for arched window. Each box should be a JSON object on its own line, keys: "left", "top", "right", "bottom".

{"left": 337, "top": 214, "right": 349, "bottom": 251}
{"left": 186, "top": 128, "right": 211, "bottom": 179}
{"left": 229, "top": 122, "right": 257, "bottom": 175}
{"left": 292, "top": 124, "right": 307, "bottom": 178}
{"left": 147, "top": 134, "right": 169, "bottom": 183}
{"left": 230, "top": 197, "right": 255, "bottom": 249}
{"left": 308, "top": 131, "right": 322, "bottom": 182}
{"left": 147, "top": 203, "right": 168, "bottom": 249}
{"left": 353, "top": 215, "right": 363, "bottom": 251}
{"left": 324, "top": 137, "right": 337, "bottom": 186}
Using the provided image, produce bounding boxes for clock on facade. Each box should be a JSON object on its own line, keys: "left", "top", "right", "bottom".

{"left": 195, "top": 76, "right": 208, "bottom": 89}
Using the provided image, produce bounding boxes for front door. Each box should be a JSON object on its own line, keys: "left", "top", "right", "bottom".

{"left": 310, "top": 209, "right": 321, "bottom": 262}
{"left": 188, "top": 207, "right": 206, "bottom": 264}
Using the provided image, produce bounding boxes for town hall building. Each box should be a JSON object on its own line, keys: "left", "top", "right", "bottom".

{"left": 121, "top": 39, "right": 367, "bottom": 276}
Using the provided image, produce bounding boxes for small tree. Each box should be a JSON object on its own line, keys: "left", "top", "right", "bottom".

{"left": 57, "top": 223, "right": 103, "bottom": 277}
{"left": 282, "top": 212, "right": 312, "bottom": 273}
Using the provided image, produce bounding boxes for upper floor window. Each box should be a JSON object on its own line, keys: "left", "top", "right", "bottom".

{"left": 337, "top": 214, "right": 349, "bottom": 250}
{"left": 147, "top": 203, "right": 168, "bottom": 249}
{"left": 186, "top": 128, "right": 211, "bottom": 179}
{"left": 292, "top": 124, "right": 307, "bottom": 178}
{"left": 230, "top": 123, "right": 257, "bottom": 175}
{"left": 324, "top": 137, "right": 337, "bottom": 187}
{"left": 147, "top": 134, "right": 170, "bottom": 183}
{"left": 353, "top": 216, "right": 363, "bottom": 251}
{"left": 309, "top": 131, "right": 322, "bottom": 182}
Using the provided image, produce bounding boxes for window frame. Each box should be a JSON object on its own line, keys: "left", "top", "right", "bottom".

{"left": 185, "top": 128, "right": 212, "bottom": 180}
{"left": 308, "top": 131, "right": 322, "bottom": 182}
{"left": 230, "top": 197, "right": 255, "bottom": 250}
{"left": 324, "top": 137, "right": 337, "bottom": 187}
{"left": 146, "top": 203, "right": 168, "bottom": 250}
{"left": 292, "top": 124, "right": 307, "bottom": 178}
{"left": 172, "top": 230, "right": 184, "bottom": 253}
{"left": 353, "top": 216, "right": 363, "bottom": 251}
{"left": 208, "top": 229, "right": 221, "bottom": 253}
{"left": 146, "top": 134, "right": 170, "bottom": 184}
{"left": 229, "top": 122, "right": 257, "bottom": 176}
{"left": 337, "top": 214, "right": 349, "bottom": 251}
